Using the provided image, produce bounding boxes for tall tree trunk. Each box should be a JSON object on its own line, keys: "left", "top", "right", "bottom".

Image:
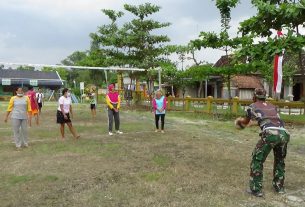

{"left": 225, "top": 46, "right": 231, "bottom": 99}
{"left": 198, "top": 81, "right": 204, "bottom": 97}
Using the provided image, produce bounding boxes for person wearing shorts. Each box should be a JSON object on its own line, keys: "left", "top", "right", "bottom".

{"left": 26, "top": 86, "right": 39, "bottom": 126}
{"left": 90, "top": 93, "right": 96, "bottom": 118}
{"left": 36, "top": 88, "right": 44, "bottom": 115}
{"left": 57, "top": 88, "right": 80, "bottom": 140}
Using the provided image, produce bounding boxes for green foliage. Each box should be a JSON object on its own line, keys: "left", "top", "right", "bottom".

{"left": 214, "top": 0, "right": 240, "bottom": 30}
{"left": 61, "top": 51, "right": 87, "bottom": 66}
{"left": 240, "top": 0, "right": 305, "bottom": 36}
{"left": 108, "top": 72, "right": 118, "bottom": 84}
{"left": 90, "top": 3, "right": 171, "bottom": 70}
{"left": 183, "top": 64, "right": 213, "bottom": 83}
{"left": 16, "top": 66, "right": 35, "bottom": 71}
{"left": 192, "top": 31, "right": 244, "bottom": 50}
{"left": 42, "top": 67, "right": 69, "bottom": 81}
{"left": 160, "top": 62, "right": 181, "bottom": 87}
{"left": 237, "top": 0, "right": 305, "bottom": 86}
{"left": 60, "top": 50, "right": 108, "bottom": 87}
{"left": 190, "top": 0, "right": 242, "bottom": 98}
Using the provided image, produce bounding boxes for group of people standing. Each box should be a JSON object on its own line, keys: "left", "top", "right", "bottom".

{"left": 3, "top": 85, "right": 291, "bottom": 197}
{"left": 4, "top": 84, "right": 168, "bottom": 148}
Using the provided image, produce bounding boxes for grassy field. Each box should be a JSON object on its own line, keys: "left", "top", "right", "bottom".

{"left": 0, "top": 102, "right": 305, "bottom": 207}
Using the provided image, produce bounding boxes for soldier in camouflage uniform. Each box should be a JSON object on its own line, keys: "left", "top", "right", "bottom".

{"left": 235, "top": 88, "right": 290, "bottom": 197}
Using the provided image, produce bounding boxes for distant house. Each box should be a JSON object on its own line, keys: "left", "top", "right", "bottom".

{"left": 290, "top": 54, "right": 305, "bottom": 101}
{"left": 0, "top": 69, "right": 64, "bottom": 97}
{"left": 213, "top": 55, "right": 298, "bottom": 100}
{"left": 213, "top": 55, "right": 265, "bottom": 99}
{"left": 232, "top": 75, "right": 263, "bottom": 99}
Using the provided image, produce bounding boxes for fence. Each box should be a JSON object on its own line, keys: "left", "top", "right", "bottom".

{"left": 88, "top": 90, "right": 305, "bottom": 116}
{"left": 166, "top": 96, "right": 305, "bottom": 116}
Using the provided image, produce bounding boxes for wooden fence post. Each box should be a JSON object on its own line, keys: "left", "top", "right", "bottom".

{"left": 207, "top": 96, "right": 213, "bottom": 114}
{"left": 185, "top": 97, "right": 190, "bottom": 111}
{"left": 167, "top": 96, "right": 172, "bottom": 110}
{"left": 232, "top": 96, "right": 239, "bottom": 114}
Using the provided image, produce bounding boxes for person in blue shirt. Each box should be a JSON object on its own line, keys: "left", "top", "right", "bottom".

{"left": 152, "top": 90, "right": 167, "bottom": 133}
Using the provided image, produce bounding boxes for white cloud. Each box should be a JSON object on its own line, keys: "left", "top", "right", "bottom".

{"left": 0, "top": 0, "right": 256, "bottom": 65}
{"left": 0, "top": 46, "right": 76, "bottom": 65}
{"left": 0, "top": 32, "right": 17, "bottom": 48}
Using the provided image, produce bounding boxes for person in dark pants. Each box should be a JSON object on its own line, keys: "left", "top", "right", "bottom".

{"left": 106, "top": 84, "right": 122, "bottom": 136}
{"left": 235, "top": 88, "right": 290, "bottom": 197}
{"left": 152, "top": 90, "right": 167, "bottom": 133}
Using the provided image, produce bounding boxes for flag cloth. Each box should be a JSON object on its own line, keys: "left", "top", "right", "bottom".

{"left": 273, "top": 30, "right": 284, "bottom": 94}
{"left": 273, "top": 54, "right": 283, "bottom": 93}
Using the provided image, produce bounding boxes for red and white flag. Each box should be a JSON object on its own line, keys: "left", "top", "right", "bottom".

{"left": 273, "top": 31, "right": 284, "bottom": 94}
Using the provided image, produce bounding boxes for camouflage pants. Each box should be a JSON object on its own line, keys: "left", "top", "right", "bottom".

{"left": 249, "top": 129, "right": 290, "bottom": 192}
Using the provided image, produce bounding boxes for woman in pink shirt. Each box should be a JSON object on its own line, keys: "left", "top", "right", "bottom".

{"left": 106, "top": 84, "right": 123, "bottom": 136}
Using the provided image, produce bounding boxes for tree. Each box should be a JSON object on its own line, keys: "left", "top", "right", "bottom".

{"left": 61, "top": 51, "right": 88, "bottom": 87}
{"left": 160, "top": 62, "right": 181, "bottom": 96}
{"left": 16, "top": 66, "right": 35, "bottom": 71}
{"left": 192, "top": 0, "right": 240, "bottom": 99}
{"left": 88, "top": 3, "right": 172, "bottom": 92}
{"left": 238, "top": 0, "right": 305, "bottom": 99}
{"left": 41, "top": 67, "right": 69, "bottom": 81}
{"left": 122, "top": 3, "right": 171, "bottom": 69}
{"left": 164, "top": 44, "right": 205, "bottom": 97}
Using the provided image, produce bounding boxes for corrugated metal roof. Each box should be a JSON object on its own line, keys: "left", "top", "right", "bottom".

{"left": 0, "top": 69, "right": 63, "bottom": 86}
{"left": 0, "top": 69, "right": 60, "bottom": 79}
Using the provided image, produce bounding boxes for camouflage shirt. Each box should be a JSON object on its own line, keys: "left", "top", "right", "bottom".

{"left": 246, "top": 101, "right": 284, "bottom": 131}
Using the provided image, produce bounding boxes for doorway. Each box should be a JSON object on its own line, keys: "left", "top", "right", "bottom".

{"left": 293, "top": 83, "right": 301, "bottom": 101}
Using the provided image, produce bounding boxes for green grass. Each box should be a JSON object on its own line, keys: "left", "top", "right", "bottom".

{"left": 152, "top": 154, "right": 170, "bottom": 167}
{"left": 142, "top": 172, "right": 163, "bottom": 182}
{"left": 0, "top": 103, "right": 305, "bottom": 207}
{"left": 8, "top": 175, "right": 33, "bottom": 185}
{"left": 281, "top": 114, "right": 305, "bottom": 124}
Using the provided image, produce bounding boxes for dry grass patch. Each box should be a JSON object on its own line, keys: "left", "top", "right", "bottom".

{"left": 0, "top": 103, "right": 304, "bottom": 207}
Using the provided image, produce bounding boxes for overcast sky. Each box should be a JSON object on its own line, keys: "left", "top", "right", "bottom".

{"left": 0, "top": 0, "right": 256, "bottom": 68}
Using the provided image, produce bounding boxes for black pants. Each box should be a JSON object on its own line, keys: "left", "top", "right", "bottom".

{"left": 155, "top": 114, "right": 165, "bottom": 130}
{"left": 108, "top": 108, "right": 120, "bottom": 132}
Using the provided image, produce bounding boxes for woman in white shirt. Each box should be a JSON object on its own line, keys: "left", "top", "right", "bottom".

{"left": 36, "top": 88, "right": 44, "bottom": 115}
{"left": 56, "top": 88, "right": 80, "bottom": 140}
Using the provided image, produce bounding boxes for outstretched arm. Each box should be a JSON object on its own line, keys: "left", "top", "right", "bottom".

{"left": 235, "top": 117, "right": 251, "bottom": 129}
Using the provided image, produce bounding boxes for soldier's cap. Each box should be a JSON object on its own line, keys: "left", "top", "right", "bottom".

{"left": 254, "top": 88, "right": 266, "bottom": 99}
